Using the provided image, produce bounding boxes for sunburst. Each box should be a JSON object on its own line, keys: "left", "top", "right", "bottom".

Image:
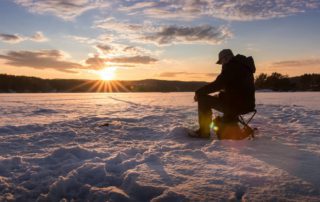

{"left": 98, "top": 67, "right": 117, "bottom": 81}
{"left": 68, "top": 66, "right": 130, "bottom": 93}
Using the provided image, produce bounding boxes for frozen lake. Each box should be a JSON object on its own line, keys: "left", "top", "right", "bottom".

{"left": 1, "top": 92, "right": 319, "bottom": 126}
{"left": 0, "top": 92, "right": 320, "bottom": 201}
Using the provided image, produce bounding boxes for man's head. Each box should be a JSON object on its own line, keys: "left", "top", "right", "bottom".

{"left": 216, "top": 49, "right": 234, "bottom": 65}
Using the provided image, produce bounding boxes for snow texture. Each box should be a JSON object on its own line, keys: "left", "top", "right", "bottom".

{"left": 0, "top": 92, "right": 320, "bottom": 201}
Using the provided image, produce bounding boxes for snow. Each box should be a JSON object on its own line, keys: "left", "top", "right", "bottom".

{"left": 0, "top": 92, "right": 320, "bottom": 201}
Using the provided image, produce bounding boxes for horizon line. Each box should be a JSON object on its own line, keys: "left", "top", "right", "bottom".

{"left": 1, "top": 72, "right": 319, "bottom": 83}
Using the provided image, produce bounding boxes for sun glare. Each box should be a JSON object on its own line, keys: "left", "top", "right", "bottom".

{"left": 99, "top": 67, "right": 116, "bottom": 81}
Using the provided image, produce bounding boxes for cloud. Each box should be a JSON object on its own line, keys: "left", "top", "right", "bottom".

{"left": 0, "top": 50, "right": 83, "bottom": 73}
{"left": 13, "top": 0, "right": 320, "bottom": 22}
{"left": 14, "top": 0, "right": 109, "bottom": 21}
{"left": 67, "top": 34, "right": 116, "bottom": 46}
{"left": 97, "top": 34, "right": 115, "bottom": 43}
{"left": 122, "top": 46, "right": 151, "bottom": 55}
{"left": 159, "top": 71, "right": 217, "bottom": 78}
{"left": 159, "top": 72, "right": 190, "bottom": 77}
{"left": 0, "top": 32, "right": 48, "bottom": 43}
{"left": 0, "top": 33, "right": 24, "bottom": 43}
{"left": 95, "top": 18, "right": 145, "bottom": 33}
{"left": 67, "top": 35, "right": 98, "bottom": 44}
{"left": 143, "top": 25, "right": 232, "bottom": 45}
{"left": 206, "top": 73, "right": 219, "bottom": 77}
{"left": 93, "top": 42, "right": 154, "bottom": 57}
{"left": 95, "top": 19, "right": 232, "bottom": 45}
{"left": 119, "top": 2, "right": 159, "bottom": 11}
{"left": 85, "top": 54, "right": 158, "bottom": 69}
{"left": 108, "top": 56, "right": 158, "bottom": 64}
{"left": 0, "top": 47, "right": 158, "bottom": 72}
{"left": 84, "top": 53, "right": 158, "bottom": 70}
{"left": 30, "top": 31, "right": 48, "bottom": 42}
{"left": 119, "top": 0, "right": 320, "bottom": 21}
{"left": 85, "top": 55, "right": 106, "bottom": 69}
{"left": 273, "top": 59, "right": 320, "bottom": 67}
{"left": 96, "top": 44, "right": 114, "bottom": 54}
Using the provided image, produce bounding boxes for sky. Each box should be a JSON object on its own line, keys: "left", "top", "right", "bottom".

{"left": 0, "top": 0, "right": 320, "bottom": 81}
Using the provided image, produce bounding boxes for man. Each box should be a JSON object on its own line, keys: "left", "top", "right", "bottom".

{"left": 194, "top": 49, "right": 256, "bottom": 138}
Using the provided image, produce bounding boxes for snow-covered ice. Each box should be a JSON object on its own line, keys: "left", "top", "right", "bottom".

{"left": 0, "top": 92, "right": 320, "bottom": 201}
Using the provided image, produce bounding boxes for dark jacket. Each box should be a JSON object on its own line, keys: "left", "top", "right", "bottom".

{"left": 196, "top": 54, "right": 256, "bottom": 114}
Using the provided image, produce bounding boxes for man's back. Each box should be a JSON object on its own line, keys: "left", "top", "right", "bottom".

{"left": 221, "top": 54, "right": 256, "bottom": 114}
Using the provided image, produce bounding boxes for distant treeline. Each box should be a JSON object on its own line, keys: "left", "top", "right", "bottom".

{"left": 0, "top": 73, "right": 319, "bottom": 93}
{"left": 0, "top": 74, "right": 207, "bottom": 93}
{"left": 255, "top": 73, "right": 320, "bottom": 91}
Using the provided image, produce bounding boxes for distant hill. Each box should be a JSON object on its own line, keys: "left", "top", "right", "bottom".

{"left": 0, "top": 74, "right": 208, "bottom": 93}
{"left": 1, "top": 73, "right": 319, "bottom": 93}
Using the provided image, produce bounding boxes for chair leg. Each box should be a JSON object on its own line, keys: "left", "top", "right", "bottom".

{"left": 238, "top": 110, "right": 257, "bottom": 139}
{"left": 238, "top": 110, "right": 257, "bottom": 126}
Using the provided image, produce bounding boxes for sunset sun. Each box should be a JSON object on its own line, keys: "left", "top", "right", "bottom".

{"left": 99, "top": 67, "right": 116, "bottom": 81}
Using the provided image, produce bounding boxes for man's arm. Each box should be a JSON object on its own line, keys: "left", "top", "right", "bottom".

{"left": 195, "top": 71, "right": 226, "bottom": 96}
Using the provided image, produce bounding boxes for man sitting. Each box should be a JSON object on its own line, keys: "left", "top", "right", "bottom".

{"left": 194, "top": 49, "right": 256, "bottom": 138}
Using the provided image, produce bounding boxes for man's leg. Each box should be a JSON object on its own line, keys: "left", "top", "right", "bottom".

{"left": 197, "top": 94, "right": 223, "bottom": 137}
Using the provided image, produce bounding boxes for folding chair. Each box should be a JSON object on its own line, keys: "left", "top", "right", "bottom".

{"left": 238, "top": 109, "right": 257, "bottom": 138}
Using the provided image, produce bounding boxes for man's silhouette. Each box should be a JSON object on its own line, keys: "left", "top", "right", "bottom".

{"left": 194, "top": 49, "right": 256, "bottom": 138}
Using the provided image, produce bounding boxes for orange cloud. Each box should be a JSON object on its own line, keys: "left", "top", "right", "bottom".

{"left": 0, "top": 50, "right": 83, "bottom": 73}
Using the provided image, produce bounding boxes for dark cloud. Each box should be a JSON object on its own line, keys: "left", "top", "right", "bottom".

{"left": 85, "top": 55, "right": 106, "bottom": 69}
{"left": 96, "top": 44, "right": 113, "bottom": 54}
{"left": 0, "top": 33, "right": 24, "bottom": 43}
{"left": 0, "top": 48, "right": 158, "bottom": 72}
{"left": 121, "top": 46, "right": 151, "bottom": 55}
{"left": 123, "top": 46, "right": 137, "bottom": 52}
{"left": 143, "top": 25, "right": 231, "bottom": 45}
{"left": 0, "top": 32, "right": 48, "bottom": 43}
{"left": 273, "top": 59, "right": 320, "bottom": 67}
{"left": 0, "top": 50, "right": 83, "bottom": 73}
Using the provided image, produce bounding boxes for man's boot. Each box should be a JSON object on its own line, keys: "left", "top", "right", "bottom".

{"left": 196, "top": 112, "right": 211, "bottom": 138}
